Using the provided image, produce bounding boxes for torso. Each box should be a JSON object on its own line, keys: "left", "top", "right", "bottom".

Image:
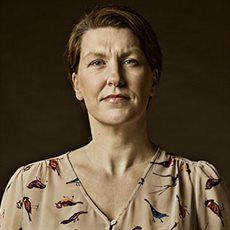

{"left": 2, "top": 147, "right": 229, "bottom": 230}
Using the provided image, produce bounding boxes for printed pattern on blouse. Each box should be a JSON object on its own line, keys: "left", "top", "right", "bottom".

{"left": 0, "top": 148, "right": 229, "bottom": 229}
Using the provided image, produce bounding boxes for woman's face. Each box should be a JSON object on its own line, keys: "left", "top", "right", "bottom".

{"left": 72, "top": 27, "right": 157, "bottom": 126}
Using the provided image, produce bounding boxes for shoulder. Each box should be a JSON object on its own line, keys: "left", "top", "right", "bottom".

{"left": 175, "top": 154, "right": 222, "bottom": 182}
{"left": 159, "top": 148, "right": 229, "bottom": 196}
{"left": 24, "top": 151, "right": 69, "bottom": 168}
{"left": 155, "top": 148, "right": 228, "bottom": 194}
{"left": 159, "top": 148, "right": 221, "bottom": 178}
{"left": 0, "top": 151, "right": 76, "bottom": 229}
{"left": 4, "top": 151, "right": 72, "bottom": 192}
{"left": 159, "top": 150, "right": 230, "bottom": 228}
{"left": 25, "top": 151, "right": 67, "bottom": 168}
{"left": 23, "top": 152, "right": 68, "bottom": 173}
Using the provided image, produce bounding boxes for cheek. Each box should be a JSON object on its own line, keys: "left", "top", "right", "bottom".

{"left": 79, "top": 75, "right": 104, "bottom": 99}
{"left": 130, "top": 72, "right": 152, "bottom": 96}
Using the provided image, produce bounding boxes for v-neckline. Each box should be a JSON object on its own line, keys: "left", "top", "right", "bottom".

{"left": 66, "top": 146, "right": 161, "bottom": 224}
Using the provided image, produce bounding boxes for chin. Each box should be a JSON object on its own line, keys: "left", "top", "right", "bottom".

{"left": 91, "top": 109, "right": 144, "bottom": 126}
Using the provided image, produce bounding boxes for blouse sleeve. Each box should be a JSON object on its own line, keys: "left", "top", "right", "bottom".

{"left": 0, "top": 166, "right": 24, "bottom": 229}
{"left": 193, "top": 161, "right": 230, "bottom": 229}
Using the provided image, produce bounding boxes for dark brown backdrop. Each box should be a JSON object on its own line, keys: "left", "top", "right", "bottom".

{"left": 1, "top": 0, "right": 230, "bottom": 197}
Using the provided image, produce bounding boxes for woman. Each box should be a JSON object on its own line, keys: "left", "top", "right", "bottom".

{"left": 0, "top": 5, "right": 229, "bottom": 230}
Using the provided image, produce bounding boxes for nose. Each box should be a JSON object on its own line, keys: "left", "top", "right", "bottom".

{"left": 107, "top": 61, "right": 125, "bottom": 87}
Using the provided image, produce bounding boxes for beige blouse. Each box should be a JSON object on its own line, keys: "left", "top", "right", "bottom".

{"left": 0, "top": 147, "right": 230, "bottom": 230}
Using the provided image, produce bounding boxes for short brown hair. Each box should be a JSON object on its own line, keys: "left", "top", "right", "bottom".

{"left": 67, "top": 4, "right": 162, "bottom": 83}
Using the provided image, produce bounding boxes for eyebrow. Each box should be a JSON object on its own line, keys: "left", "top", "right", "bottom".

{"left": 81, "top": 48, "right": 144, "bottom": 61}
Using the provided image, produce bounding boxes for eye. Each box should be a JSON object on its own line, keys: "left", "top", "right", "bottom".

{"left": 122, "top": 58, "right": 139, "bottom": 66}
{"left": 88, "top": 59, "right": 106, "bottom": 67}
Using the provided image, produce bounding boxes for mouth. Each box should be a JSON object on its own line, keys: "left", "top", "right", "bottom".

{"left": 102, "top": 94, "right": 130, "bottom": 102}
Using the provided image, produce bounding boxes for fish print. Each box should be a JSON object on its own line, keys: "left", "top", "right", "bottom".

{"left": 60, "top": 211, "right": 88, "bottom": 224}
{"left": 66, "top": 178, "right": 81, "bottom": 186}
{"left": 49, "top": 159, "right": 60, "bottom": 176}
{"left": 132, "top": 226, "right": 142, "bottom": 230}
{"left": 176, "top": 195, "right": 189, "bottom": 220}
{"left": 144, "top": 198, "right": 169, "bottom": 222}
{"left": 55, "top": 196, "right": 83, "bottom": 208}
{"left": 150, "top": 172, "right": 179, "bottom": 195}
{"left": 205, "top": 199, "right": 224, "bottom": 226}
{"left": 205, "top": 178, "right": 221, "bottom": 190}
{"left": 27, "top": 177, "right": 46, "bottom": 189}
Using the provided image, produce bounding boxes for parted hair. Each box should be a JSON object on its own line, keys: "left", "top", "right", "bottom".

{"left": 67, "top": 4, "right": 162, "bottom": 84}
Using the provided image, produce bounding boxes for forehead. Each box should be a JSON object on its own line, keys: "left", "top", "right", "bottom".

{"left": 80, "top": 27, "right": 142, "bottom": 57}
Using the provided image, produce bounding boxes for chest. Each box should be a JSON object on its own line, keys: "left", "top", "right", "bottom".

{"left": 76, "top": 167, "right": 143, "bottom": 220}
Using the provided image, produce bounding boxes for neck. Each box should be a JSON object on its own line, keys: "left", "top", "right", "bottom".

{"left": 85, "top": 114, "right": 158, "bottom": 176}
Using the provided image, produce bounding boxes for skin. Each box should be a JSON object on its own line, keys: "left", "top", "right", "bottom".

{"left": 71, "top": 27, "right": 159, "bottom": 219}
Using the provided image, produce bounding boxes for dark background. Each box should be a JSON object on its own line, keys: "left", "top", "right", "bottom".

{"left": 0, "top": 0, "right": 229, "bottom": 198}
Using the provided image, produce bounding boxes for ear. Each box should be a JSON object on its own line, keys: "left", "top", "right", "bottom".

{"left": 149, "top": 69, "right": 159, "bottom": 97}
{"left": 72, "top": 72, "right": 84, "bottom": 101}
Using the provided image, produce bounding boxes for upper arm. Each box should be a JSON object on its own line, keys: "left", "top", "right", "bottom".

{"left": 0, "top": 166, "right": 24, "bottom": 229}
{"left": 193, "top": 161, "right": 230, "bottom": 229}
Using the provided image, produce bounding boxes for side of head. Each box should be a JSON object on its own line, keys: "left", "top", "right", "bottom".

{"left": 67, "top": 4, "right": 162, "bottom": 83}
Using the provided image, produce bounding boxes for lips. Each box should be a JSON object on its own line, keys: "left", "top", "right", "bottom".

{"left": 102, "top": 94, "right": 130, "bottom": 101}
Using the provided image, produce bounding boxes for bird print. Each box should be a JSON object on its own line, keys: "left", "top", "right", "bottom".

{"left": 144, "top": 198, "right": 169, "bottom": 222}
{"left": 205, "top": 178, "right": 221, "bottom": 190}
{"left": 138, "top": 178, "right": 145, "bottom": 185}
{"left": 132, "top": 226, "right": 142, "bottom": 230}
{"left": 27, "top": 177, "right": 46, "bottom": 189}
{"left": 185, "top": 163, "right": 191, "bottom": 174}
{"left": 149, "top": 172, "right": 179, "bottom": 195}
{"left": 180, "top": 163, "right": 191, "bottom": 175}
{"left": 165, "top": 152, "right": 177, "bottom": 157}
{"left": 60, "top": 211, "right": 88, "bottom": 224}
{"left": 66, "top": 178, "right": 81, "bottom": 186}
{"left": 23, "top": 165, "right": 32, "bottom": 172}
{"left": 176, "top": 195, "right": 189, "bottom": 220}
{"left": 205, "top": 199, "right": 224, "bottom": 226}
{"left": 151, "top": 155, "right": 175, "bottom": 168}
{"left": 23, "top": 197, "right": 32, "bottom": 221}
{"left": 16, "top": 200, "right": 23, "bottom": 209}
{"left": 170, "top": 222, "right": 178, "bottom": 229}
{"left": 49, "top": 159, "right": 60, "bottom": 176}
{"left": 55, "top": 196, "right": 83, "bottom": 208}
